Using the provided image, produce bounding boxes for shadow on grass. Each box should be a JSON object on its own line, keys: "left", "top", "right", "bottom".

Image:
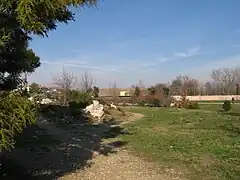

{"left": 223, "top": 112, "right": 240, "bottom": 117}
{"left": 0, "top": 104, "right": 129, "bottom": 180}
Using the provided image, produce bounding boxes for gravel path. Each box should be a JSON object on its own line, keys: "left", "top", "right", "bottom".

{"left": 60, "top": 150, "right": 167, "bottom": 180}
{"left": 58, "top": 113, "right": 184, "bottom": 180}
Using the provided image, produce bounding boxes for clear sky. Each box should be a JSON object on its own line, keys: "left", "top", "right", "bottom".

{"left": 29, "top": 0, "right": 240, "bottom": 88}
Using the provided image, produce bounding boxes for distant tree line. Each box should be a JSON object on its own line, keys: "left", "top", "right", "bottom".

{"left": 30, "top": 66, "right": 240, "bottom": 105}
{"left": 132, "top": 67, "right": 240, "bottom": 97}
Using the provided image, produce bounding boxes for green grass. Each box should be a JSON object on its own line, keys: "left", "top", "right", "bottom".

{"left": 197, "top": 100, "right": 240, "bottom": 102}
{"left": 200, "top": 103, "right": 240, "bottom": 112}
{"left": 121, "top": 105, "right": 240, "bottom": 180}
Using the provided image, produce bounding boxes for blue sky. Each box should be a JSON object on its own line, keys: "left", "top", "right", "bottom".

{"left": 29, "top": 0, "right": 240, "bottom": 88}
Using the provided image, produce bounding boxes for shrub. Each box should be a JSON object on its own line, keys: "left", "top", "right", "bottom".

{"left": 137, "top": 101, "right": 146, "bottom": 107}
{"left": 222, "top": 100, "right": 231, "bottom": 111}
{"left": 68, "top": 91, "right": 92, "bottom": 109}
{"left": 69, "top": 101, "right": 87, "bottom": 109}
{"left": 0, "top": 92, "right": 37, "bottom": 151}
{"left": 186, "top": 102, "right": 200, "bottom": 109}
{"left": 177, "top": 95, "right": 197, "bottom": 109}
{"left": 95, "top": 98, "right": 107, "bottom": 105}
{"left": 148, "top": 98, "right": 161, "bottom": 107}
{"left": 136, "top": 98, "right": 162, "bottom": 107}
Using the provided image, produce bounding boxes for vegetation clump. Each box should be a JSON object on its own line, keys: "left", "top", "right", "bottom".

{"left": 68, "top": 90, "right": 92, "bottom": 109}
{"left": 185, "top": 102, "right": 200, "bottom": 109}
{"left": 0, "top": 0, "right": 98, "bottom": 151}
{"left": 0, "top": 92, "right": 37, "bottom": 151}
{"left": 222, "top": 100, "right": 231, "bottom": 111}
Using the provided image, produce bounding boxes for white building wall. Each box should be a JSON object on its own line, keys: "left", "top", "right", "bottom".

{"left": 172, "top": 95, "right": 240, "bottom": 101}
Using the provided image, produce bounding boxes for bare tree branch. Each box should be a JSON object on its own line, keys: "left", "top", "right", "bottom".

{"left": 79, "top": 72, "right": 95, "bottom": 92}
{"left": 52, "top": 68, "right": 75, "bottom": 105}
{"left": 211, "top": 67, "right": 240, "bottom": 94}
{"left": 109, "top": 81, "right": 118, "bottom": 103}
{"left": 170, "top": 75, "right": 200, "bottom": 96}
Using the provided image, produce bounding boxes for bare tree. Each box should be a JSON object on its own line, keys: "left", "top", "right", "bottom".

{"left": 211, "top": 67, "right": 240, "bottom": 94}
{"left": 186, "top": 78, "right": 199, "bottom": 96}
{"left": 109, "top": 82, "right": 118, "bottom": 103}
{"left": 155, "top": 83, "right": 165, "bottom": 99}
{"left": 52, "top": 68, "right": 75, "bottom": 105}
{"left": 204, "top": 82, "right": 213, "bottom": 95}
{"left": 170, "top": 75, "right": 199, "bottom": 96}
{"left": 79, "top": 72, "right": 95, "bottom": 92}
{"left": 170, "top": 77, "right": 182, "bottom": 95}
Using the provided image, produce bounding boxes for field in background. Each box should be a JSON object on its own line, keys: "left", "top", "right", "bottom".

{"left": 172, "top": 95, "right": 240, "bottom": 102}
{"left": 99, "top": 95, "right": 240, "bottom": 105}
{"left": 121, "top": 104, "right": 240, "bottom": 180}
{"left": 198, "top": 100, "right": 240, "bottom": 103}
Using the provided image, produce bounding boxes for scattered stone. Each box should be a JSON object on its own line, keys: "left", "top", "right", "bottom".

{"left": 92, "top": 151, "right": 100, "bottom": 158}
{"left": 110, "top": 104, "right": 117, "bottom": 109}
{"left": 125, "top": 103, "right": 133, "bottom": 106}
{"left": 110, "top": 102, "right": 117, "bottom": 109}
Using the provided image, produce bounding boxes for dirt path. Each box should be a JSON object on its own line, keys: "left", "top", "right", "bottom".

{"left": 38, "top": 113, "right": 167, "bottom": 180}
{"left": 2, "top": 112, "right": 183, "bottom": 180}
{"left": 58, "top": 113, "right": 182, "bottom": 180}
{"left": 58, "top": 113, "right": 166, "bottom": 180}
{"left": 60, "top": 149, "right": 167, "bottom": 180}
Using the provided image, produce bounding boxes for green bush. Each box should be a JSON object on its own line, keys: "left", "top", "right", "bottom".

{"left": 222, "top": 100, "right": 231, "bottom": 111}
{"left": 186, "top": 102, "right": 200, "bottom": 109}
{"left": 136, "top": 99, "right": 162, "bottom": 107}
{"left": 95, "top": 98, "right": 107, "bottom": 105}
{"left": 68, "top": 90, "right": 92, "bottom": 109}
{"left": 177, "top": 95, "right": 197, "bottom": 109}
{"left": 137, "top": 101, "right": 146, "bottom": 106}
{"left": 148, "top": 98, "right": 161, "bottom": 107}
{"left": 0, "top": 92, "right": 37, "bottom": 151}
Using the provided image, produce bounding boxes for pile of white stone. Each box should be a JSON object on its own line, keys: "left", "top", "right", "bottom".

{"left": 83, "top": 100, "right": 105, "bottom": 120}
{"left": 40, "top": 98, "right": 53, "bottom": 104}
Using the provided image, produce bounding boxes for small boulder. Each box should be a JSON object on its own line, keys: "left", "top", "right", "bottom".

{"left": 83, "top": 100, "right": 105, "bottom": 120}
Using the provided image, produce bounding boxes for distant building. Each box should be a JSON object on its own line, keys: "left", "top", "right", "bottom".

{"left": 120, "top": 90, "right": 130, "bottom": 97}
{"left": 99, "top": 88, "right": 134, "bottom": 97}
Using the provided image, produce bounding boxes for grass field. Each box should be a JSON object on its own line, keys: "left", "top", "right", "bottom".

{"left": 121, "top": 104, "right": 240, "bottom": 180}
{"left": 196, "top": 100, "right": 240, "bottom": 104}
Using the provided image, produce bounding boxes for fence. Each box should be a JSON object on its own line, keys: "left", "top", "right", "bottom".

{"left": 100, "top": 95, "right": 240, "bottom": 103}
{"left": 172, "top": 95, "right": 240, "bottom": 101}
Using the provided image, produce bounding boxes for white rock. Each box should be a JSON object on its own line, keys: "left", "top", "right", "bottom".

{"left": 92, "top": 151, "right": 100, "bottom": 158}
{"left": 40, "top": 98, "right": 52, "bottom": 104}
{"left": 110, "top": 103, "right": 117, "bottom": 109}
{"left": 126, "top": 103, "right": 133, "bottom": 106}
{"left": 170, "top": 103, "right": 175, "bottom": 107}
{"left": 84, "top": 100, "right": 104, "bottom": 120}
